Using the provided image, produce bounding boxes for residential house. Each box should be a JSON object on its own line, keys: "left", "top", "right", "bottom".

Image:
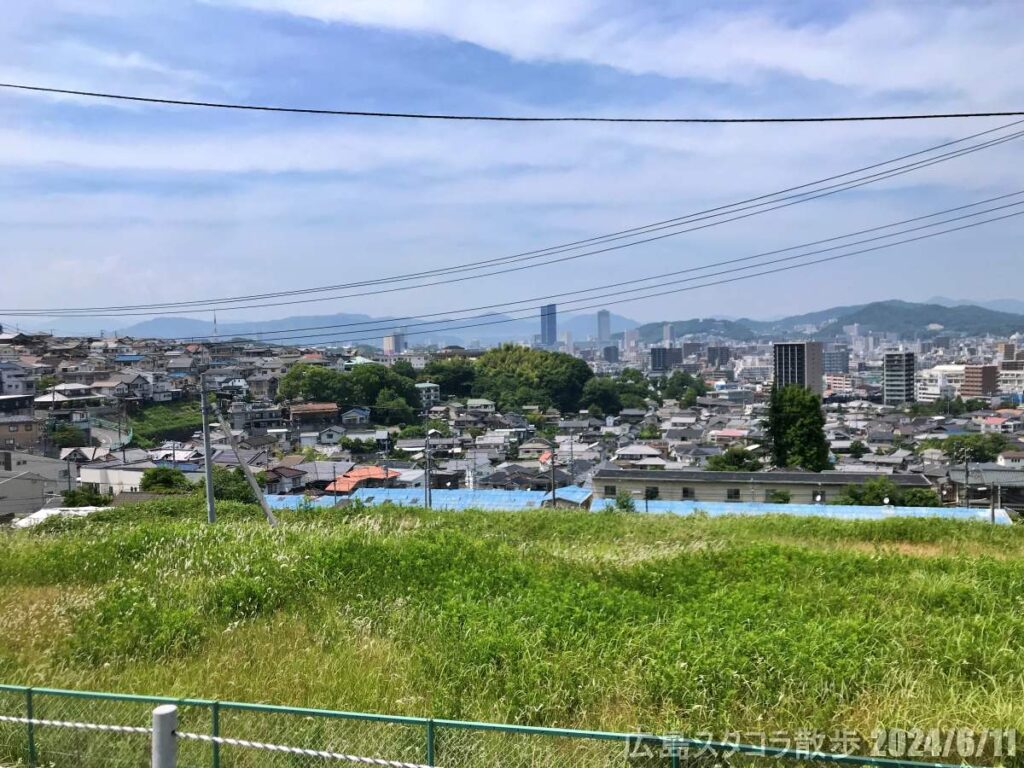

{"left": 0, "top": 415, "right": 42, "bottom": 451}
{"left": 341, "top": 406, "right": 370, "bottom": 426}
{"left": 0, "top": 362, "right": 35, "bottom": 396}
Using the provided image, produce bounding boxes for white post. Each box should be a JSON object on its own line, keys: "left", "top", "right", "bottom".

{"left": 152, "top": 704, "right": 178, "bottom": 768}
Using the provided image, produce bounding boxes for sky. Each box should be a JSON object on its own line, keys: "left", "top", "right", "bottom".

{"left": 1, "top": 0, "right": 1023, "bottom": 335}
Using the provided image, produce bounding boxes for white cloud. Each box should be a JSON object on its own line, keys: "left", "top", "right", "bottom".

{"left": 212, "top": 1, "right": 1024, "bottom": 105}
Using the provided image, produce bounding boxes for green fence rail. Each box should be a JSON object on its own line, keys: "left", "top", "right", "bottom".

{"left": 89, "top": 417, "right": 133, "bottom": 450}
{"left": 0, "top": 684, "right": 992, "bottom": 768}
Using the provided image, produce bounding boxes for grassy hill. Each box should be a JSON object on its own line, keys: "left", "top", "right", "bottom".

{"left": 3, "top": 498, "right": 1024, "bottom": 743}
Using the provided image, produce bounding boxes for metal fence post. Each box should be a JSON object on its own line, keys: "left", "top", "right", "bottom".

{"left": 152, "top": 704, "right": 178, "bottom": 768}
{"left": 210, "top": 701, "right": 220, "bottom": 768}
{"left": 25, "top": 687, "right": 36, "bottom": 768}
{"left": 426, "top": 718, "right": 436, "bottom": 766}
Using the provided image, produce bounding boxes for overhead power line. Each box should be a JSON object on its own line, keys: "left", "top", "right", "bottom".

{"left": 172, "top": 190, "right": 1024, "bottom": 343}
{"left": 180, "top": 197, "right": 1024, "bottom": 347}
{"left": 7, "top": 122, "right": 1024, "bottom": 318}
{"left": 2, "top": 82, "right": 1024, "bottom": 123}
{"left": 274, "top": 208, "right": 1024, "bottom": 348}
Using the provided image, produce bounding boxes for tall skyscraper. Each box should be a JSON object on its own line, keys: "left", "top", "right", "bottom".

{"left": 597, "top": 310, "right": 611, "bottom": 343}
{"left": 773, "top": 341, "right": 824, "bottom": 395}
{"left": 540, "top": 304, "right": 557, "bottom": 347}
{"left": 662, "top": 322, "right": 675, "bottom": 345}
{"left": 383, "top": 327, "right": 407, "bottom": 355}
{"left": 883, "top": 351, "right": 916, "bottom": 405}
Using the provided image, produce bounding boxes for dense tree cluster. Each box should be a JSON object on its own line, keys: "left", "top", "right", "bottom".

{"left": 765, "top": 385, "right": 831, "bottom": 471}
{"left": 472, "top": 345, "right": 593, "bottom": 413}
{"left": 278, "top": 363, "right": 421, "bottom": 426}
{"left": 919, "top": 433, "right": 1010, "bottom": 463}
{"left": 706, "top": 445, "right": 763, "bottom": 472}
{"left": 832, "top": 477, "right": 941, "bottom": 507}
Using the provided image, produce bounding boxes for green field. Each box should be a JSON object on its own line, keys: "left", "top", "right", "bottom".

{"left": 2, "top": 499, "right": 1024, "bottom": 743}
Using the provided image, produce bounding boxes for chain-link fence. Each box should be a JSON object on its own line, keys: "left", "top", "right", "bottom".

{"left": 0, "top": 684, "right": 993, "bottom": 768}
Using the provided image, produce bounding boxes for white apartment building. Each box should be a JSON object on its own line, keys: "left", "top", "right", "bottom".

{"left": 916, "top": 364, "right": 965, "bottom": 402}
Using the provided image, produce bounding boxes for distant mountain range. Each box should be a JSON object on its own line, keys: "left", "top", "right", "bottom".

{"left": 44, "top": 299, "right": 1024, "bottom": 346}
{"left": 90, "top": 310, "right": 641, "bottom": 346}
{"left": 630, "top": 300, "right": 1024, "bottom": 343}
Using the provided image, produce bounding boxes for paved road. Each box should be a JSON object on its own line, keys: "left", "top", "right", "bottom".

{"left": 91, "top": 425, "right": 125, "bottom": 449}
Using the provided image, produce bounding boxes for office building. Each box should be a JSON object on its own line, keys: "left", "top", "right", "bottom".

{"left": 997, "top": 341, "right": 1017, "bottom": 361}
{"left": 602, "top": 345, "right": 619, "bottom": 363}
{"left": 662, "top": 322, "right": 674, "bottom": 345}
{"left": 540, "top": 304, "right": 557, "bottom": 347}
{"left": 882, "top": 351, "right": 916, "bottom": 405}
{"left": 962, "top": 364, "right": 999, "bottom": 398}
{"left": 706, "top": 346, "right": 732, "bottom": 368}
{"left": 597, "top": 310, "right": 611, "bottom": 344}
{"left": 822, "top": 344, "right": 850, "bottom": 374}
{"left": 772, "top": 341, "right": 823, "bottom": 395}
{"left": 650, "top": 347, "right": 683, "bottom": 372}
{"left": 682, "top": 342, "right": 704, "bottom": 357}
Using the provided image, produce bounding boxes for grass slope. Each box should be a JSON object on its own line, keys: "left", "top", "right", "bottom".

{"left": 128, "top": 400, "right": 204, "bottom": 447}
{"left": 3, "top": 499, "right": 1024, "bottom": 739}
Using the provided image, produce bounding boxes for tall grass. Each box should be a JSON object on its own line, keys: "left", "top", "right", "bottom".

{"left": 2, "top": 498, "right": 1024, "bottom": 740}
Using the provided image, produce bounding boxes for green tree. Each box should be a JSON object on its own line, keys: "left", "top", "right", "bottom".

{"left": 473, "top": 345, "right": 592, "bottom": 412}
{"left": 375, "top": 387, "right": 416, "bottom": 426}
{"left": 832, "top": 477, "right": 941, "bottom": 507}
{"left": 766, "top": 385, "right": 831, "bottom": 471}
{"left": 420, "top": 358, "right": 476, "bottom": 399}
{"left": 920, "top": 433, "right": 1009, "bottom": 463}
{"left": 613, "top": 490, "right": 636, "bottom": 512}
{"left": 391, "top": 359, "right": 416, "bottom": 380}
{"left": 847, "top": 440, "right": 868, "bottom": 459}
{"left": 195, "top": 466, "right": 261, "bottom": 503}
{"left": 37, "top": 374, "right": 60, "bottom": 392}
{"left": 706, "top": 445, "right": 762, "bottom": 472}
{"left": 50, "top": 423, "right": 88, "bottom": 448}
{"left": 139, "top": 467, "right": 191, "bottom": 494}
{"left": 766, "top": 489, "right": 791, "bottom": 504}
{"left": 617, "top": 368, "right": 654, "bottom": 408}
{"left": 61, "top": 487, "right": 112, "bottom": 507}
{"left": 637, "top": 423, "right": 661, "bottom": 440}
{"left": 661, "top": 370, "right": 707, "bottom": 407}
{"left": 579, "top": 377, "right": 622, "bottom": 416}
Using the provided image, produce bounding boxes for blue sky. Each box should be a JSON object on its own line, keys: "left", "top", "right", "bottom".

{"left": 1, "top": 0, "right": 1022, "bottom": 332}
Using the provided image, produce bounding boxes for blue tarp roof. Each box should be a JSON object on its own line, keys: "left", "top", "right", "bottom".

{"left": 589, "top": 498, "right": 1012, "bottom": 524}
{"left": 264, "top": 495, "right": 338, "bottom": 510}
{"left": 351, "top": 488, "right": 549, "bottom": 510}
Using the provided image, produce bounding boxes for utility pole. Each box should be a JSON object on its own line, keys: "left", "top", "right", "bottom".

{"left": 209, "top": 398, "right": 278, "bottom": 527}
{"left": 423, "top": 432, "right": 431, "bottom": 509}
{"left": 200, "top": 378, "right": 216, "bottom": 524}
{"left": 549, "top": 449, "right": 557, "bottom": 507}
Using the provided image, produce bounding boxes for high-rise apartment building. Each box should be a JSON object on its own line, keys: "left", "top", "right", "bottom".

{"left": 540, "top": 304, "right": 557, "bottom": 347}
{"left": 597, "top": 310, "right": 611, "bottom": 343}
{"left": 883, "top": 351, "right": 916, "bottom": 405}
{"left": 772, "top": 341, "right": 823, "bottom": 395}
{"left": 963, "top": 364, "right": 999, "bottom": 398}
